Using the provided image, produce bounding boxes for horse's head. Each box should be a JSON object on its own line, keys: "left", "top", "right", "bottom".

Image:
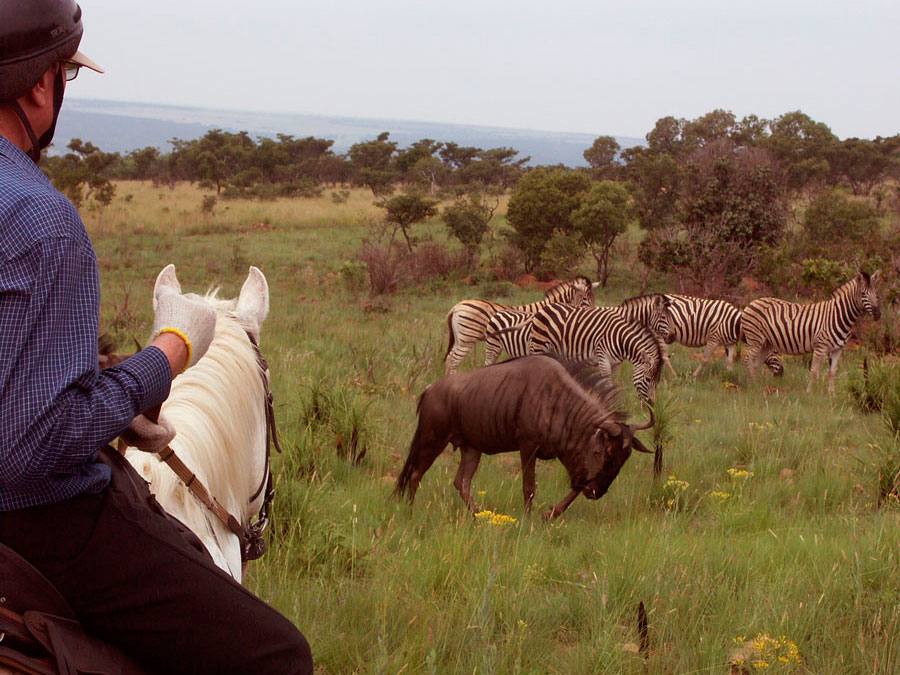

{"left": 134, "top": 264, "right": 273, "bottom": 583}
{"left": 153, "top": 264, "right": 270, "bottom": 342}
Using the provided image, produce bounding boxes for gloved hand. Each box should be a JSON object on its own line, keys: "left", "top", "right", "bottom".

{"left": 152, "top": 286, "right": 217, "bottom": 369}
{"left": 120, "top": 413, "right": 176, "bottom": 453}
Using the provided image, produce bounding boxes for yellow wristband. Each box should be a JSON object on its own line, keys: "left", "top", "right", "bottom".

{"left": 156, "top": 327, "right": 192, "bottom": 372}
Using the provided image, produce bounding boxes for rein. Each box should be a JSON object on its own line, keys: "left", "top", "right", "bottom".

{"left": 118, "top": 328, "right": 282, "bottom": 563}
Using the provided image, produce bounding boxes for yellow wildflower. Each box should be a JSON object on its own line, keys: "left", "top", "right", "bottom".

{"left": 728, "top": 468, "right": 755, "bottom": 479}
{"left": 474, "top": 510, "right": 517, "bottom": 526}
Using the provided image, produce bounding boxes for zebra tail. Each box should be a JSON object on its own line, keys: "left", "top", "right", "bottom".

{"left": 444, "top": 311, "right": 456, "bottom": 359}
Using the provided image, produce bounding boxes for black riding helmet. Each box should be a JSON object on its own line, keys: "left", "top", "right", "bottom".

{"left": 0, "top": 0, "right": 102, "bottom": 160}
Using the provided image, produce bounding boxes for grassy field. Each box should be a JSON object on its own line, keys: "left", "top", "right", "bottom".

{"left": 89, "top": 182, "right": 900, "bottom": 674}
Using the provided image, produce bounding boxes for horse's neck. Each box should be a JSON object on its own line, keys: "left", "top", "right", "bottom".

{"left": 163, "top": 321, "right": 268, "bottom": 519}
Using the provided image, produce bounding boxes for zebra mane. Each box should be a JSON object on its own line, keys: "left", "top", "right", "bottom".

{"left": 543, "top": 275, "right": 592, "bottom": 299}
{"left": 620, "top": 293, "right": 668, "bottom": 307}
{"left": 831, "top": 273, "right": 865, "bottom": 299}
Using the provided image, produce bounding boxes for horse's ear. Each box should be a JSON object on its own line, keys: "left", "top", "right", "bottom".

{"left": 237, "top": 266, "right": 270, "bottom": 331}
{"left": 153, "top": 264, "right": 181, "bottom": 311}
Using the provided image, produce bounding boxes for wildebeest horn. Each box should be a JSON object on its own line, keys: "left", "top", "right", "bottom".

{"left": 631, "top": 436, "right": 653, "bottom": 454}
{"left": 598, "top": 420, "right": 622, "bottom": 437}
{"left": 631, "top": 407, "right": 655, "bottom": 431}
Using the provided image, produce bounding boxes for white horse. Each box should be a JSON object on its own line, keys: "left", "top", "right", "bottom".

{"left": 125, "top": 264, "right": 272, "bottom": 582}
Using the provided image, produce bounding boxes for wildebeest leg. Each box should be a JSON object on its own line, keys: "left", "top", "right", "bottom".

{"left": 519, "top": 448, "right": 538, "bottom": 513}
{"left": 660, "top": 341, "right": 677, "bottom": 378}
{"left": 453, "top": 447, "right": 482, "bottom": 512}
{"left": 543, "top": 490, "right": 580, "bottom": 520}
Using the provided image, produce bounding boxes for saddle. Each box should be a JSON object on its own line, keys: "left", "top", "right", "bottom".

{"left": 0, "top": 543, "right": 151, "bottom": 675}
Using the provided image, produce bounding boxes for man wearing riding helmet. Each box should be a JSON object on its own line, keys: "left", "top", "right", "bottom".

{"left": 0, "top": 1, "right": 313, "bottom": 672}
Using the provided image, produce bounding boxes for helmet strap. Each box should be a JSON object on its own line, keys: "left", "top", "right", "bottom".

{"left": 6, "top": 65, "right": 65, "bottom": 164}
{"left": 37, "top": 66, "right": 66, "bottom": 156}
{"left": 8, "top": 101, "right": 41, "bottom": 163}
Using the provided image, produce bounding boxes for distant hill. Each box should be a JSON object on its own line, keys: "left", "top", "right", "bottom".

{"left": 53, "top": 99, "right": 644, "bottom": 168}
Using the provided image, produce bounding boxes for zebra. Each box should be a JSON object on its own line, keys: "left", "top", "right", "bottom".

{"left": 484, "top": 294, "right": 674, "bottom": 369}
{"left": 659, "top": 294, "right": 744, "bottom": 378}
{"left": 484, "top": 309, "right": 534, "bottom": 366}
{"left": 529, "top": 303, "right": 664, "bottom": 403}
{"left": 444, "top": 276, "right": 596, "bottom": 374}
{"left": 741, "top": 271, "right": 881, "bottom": 393}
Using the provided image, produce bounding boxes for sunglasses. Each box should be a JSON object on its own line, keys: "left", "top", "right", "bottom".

{"left": 61, "top": 60, "right": 81, "bottom": 82}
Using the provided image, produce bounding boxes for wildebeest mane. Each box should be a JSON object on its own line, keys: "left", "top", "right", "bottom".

{"left": 495, "top": 353, "right": 626, "bottom": 425}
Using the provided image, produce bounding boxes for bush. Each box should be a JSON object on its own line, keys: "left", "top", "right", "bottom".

{"left": 538, "top": 230, "right": 585, "bottom": 279}
{"left": 359, "top": 242, "right": 404, "bottom": 296}
{"left": 802, "top": 189, "right": 878, "bottom": 254}
{"left": 339, "top": 260, "right": 368, "bottom": 295}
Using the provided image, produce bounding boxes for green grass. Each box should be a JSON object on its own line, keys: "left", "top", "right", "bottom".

{"left": 91, "top": 183, "right": 900, "bottom": 674}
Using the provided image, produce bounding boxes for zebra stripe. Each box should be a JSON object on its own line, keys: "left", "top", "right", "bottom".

{"left": 484, "top": 309, "right": 534, "bottom": 366}
{"left": 530, "top": 303, "right": 663, "bottom": 403}
{"left": 662, "top": 294, "right": 743, "bottom": 378}
{"left": 485, "top": 295, "right": 673, "bottom": 368}
{"left": 741, "top": 271, "right": 881, "bottom": 393}
{"left": 444, "top": 276, "right": 595, "bottom": 374}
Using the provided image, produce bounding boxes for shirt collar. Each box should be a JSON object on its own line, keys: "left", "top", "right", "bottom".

{"left": 0, "top": 134, "right": 52, "bottom": 185}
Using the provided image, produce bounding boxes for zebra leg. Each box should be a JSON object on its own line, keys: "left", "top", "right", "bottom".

{"left": 743, "top": 341, "right": 764, "bottom": 382}
{"left": 693, "top": 340, "right": 721, "bottom": 379}
{"left": 826, "top": 348, "right": 843, "bottom": 395}
{"left": 445, "top": 340, "right": 473, "bottom": 375}
{"left": 725, "top": 344, "right": 736, "bottom": 370}
{"left": 453, "top": 447, "right": 483, "bottom": 512}
{"left": 660, "top": 340, "right": 677, "bottom": 378}
{"left": 484, "top": 336, "right": 502, "bottom": 367}
{"left": 807, "top": 347, "right": 828, "bottom": 393}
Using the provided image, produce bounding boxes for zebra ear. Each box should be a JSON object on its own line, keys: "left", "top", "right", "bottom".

{"left": 591, "top": 282, "right": 600, "bottom": 289}
{"left": 870, "top": 270, "right": 880, "bottom": 284}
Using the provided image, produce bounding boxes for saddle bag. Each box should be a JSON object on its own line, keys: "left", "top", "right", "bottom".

{"left": 0, "top": 543, "right": 151, "bottom": 675}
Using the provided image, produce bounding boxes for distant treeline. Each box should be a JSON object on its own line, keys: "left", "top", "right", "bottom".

{"left": 43, "top": 108, "right": 900, "bottom": 206}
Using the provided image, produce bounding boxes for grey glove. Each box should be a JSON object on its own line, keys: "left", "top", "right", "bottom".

{"left": 120, "top": 413, "right": 176, "bottom": 453}
{"left": 152, "top": 285, "right": 217, "bottom": 369}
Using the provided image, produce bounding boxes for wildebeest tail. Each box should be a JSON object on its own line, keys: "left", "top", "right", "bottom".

{"left": 395, "top": 392, "right": 427, "bottom": 498}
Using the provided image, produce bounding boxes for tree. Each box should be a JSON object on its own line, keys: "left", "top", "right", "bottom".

{"left": 442, "top": 192, "right": 499, "bottom": 260}
{"left": 506, "top": 167, "right": 592, "bottom": 271}
{"left": 42, "top": 139, "right": 119, "bottom": 225}
{"left": 639, "top": 142, "right": 786, "bottom": 295}
{"left": 571, "top": 181, "right": 633, "bottom": 286}
{"left": 764, "top": 111, "right": 836, "bottom": 192}
{"left": 347, "top": 131, "right": 398, "bottom": 196}
{"left": 377, "top": 192, "right": 439, "bottom": 253}
{"left": 583, "top": 136, "right": 620, "bottom": 179}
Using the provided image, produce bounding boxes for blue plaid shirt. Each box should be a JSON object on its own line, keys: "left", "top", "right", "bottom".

{"left": 1, "top": 135, "right": 171, "bottom": 510}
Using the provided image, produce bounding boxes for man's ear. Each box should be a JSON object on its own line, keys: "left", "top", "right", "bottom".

{"left": 22, "top": 66, "right": 57, "bottom": 109}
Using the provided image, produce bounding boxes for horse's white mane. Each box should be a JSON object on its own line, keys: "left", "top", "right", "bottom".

{"left": 126, "top": 268, "right": 269, "bottom": 582}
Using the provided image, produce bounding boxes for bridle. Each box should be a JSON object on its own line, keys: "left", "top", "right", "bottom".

{"left": 118, "top": 328, "right": 282, "bottom": 563}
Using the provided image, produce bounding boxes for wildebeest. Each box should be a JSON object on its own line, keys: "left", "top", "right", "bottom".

{"left": 395, "top": 355, "right": 654, "bottom": 519}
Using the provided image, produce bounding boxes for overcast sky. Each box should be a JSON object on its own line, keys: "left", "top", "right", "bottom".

{"left": 71, "top": 0, "right": 899, "bottom": 141}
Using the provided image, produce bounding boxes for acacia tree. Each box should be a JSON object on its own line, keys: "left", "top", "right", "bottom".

{"left": 377, "top": 192, "right": 439, "bottom": 253}
{"left": 571, "top": 181, "right": 633, "bottom": 286}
